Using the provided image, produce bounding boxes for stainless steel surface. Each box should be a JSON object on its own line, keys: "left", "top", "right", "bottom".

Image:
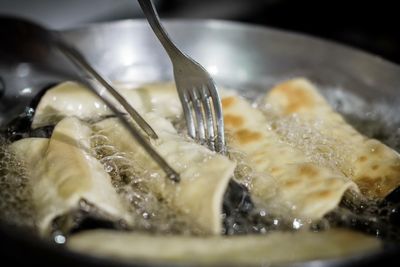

{"left": 1, "top": 18, "right": 400, "bottom": 266}
{"left": 0, "top": 16, "right": 180, "bottom": 182}
{"left": 56, "top": 20, "right": 400, "bottom": 101}
{"left": 139, "top": 0, "right": 225, "bottom": 153}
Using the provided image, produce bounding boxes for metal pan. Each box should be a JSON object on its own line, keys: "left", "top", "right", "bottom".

{"left": 0, "top": 19, "right": 399, "bottom": 266}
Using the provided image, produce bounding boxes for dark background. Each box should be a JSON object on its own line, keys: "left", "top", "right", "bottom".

{"left": 0, "top": 0, "right": 399, "bottom": 64}
{"left": 162, "top": 0, "right": 400, "bottom": 64}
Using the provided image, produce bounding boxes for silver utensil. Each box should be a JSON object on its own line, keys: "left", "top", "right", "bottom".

{"left": 0, "top": 16, "right": 180, "bottom": 182}
{"left": 138, "top": 0, "right": 226, "bottom": 153}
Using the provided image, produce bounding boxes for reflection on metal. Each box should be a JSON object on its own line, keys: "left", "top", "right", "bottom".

{"left": 16, "top": 63, "right": 31, "bottom": 78}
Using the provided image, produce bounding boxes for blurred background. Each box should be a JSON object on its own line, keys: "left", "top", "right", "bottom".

{"left": 0, "top": 0, "right": 399, "bottom": 63}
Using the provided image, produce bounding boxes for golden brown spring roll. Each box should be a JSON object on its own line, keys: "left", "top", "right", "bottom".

{"left": 220, "top": 90, "right": 358, "bottom": 220}
{"left": 264, "top": 78, "right": 400, "bottom": 199}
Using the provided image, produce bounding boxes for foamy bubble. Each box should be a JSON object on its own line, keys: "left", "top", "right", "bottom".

{"left": 0, "top": 138, "right": 36, "bottom": 229}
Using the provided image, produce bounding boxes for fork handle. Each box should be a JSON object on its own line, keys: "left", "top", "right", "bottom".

{"left": 138, "top": 0, "right": 184, "bottom": 59}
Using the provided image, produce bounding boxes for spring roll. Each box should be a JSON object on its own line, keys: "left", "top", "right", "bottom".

{"left": 32, "top": 81, "right": 181, "bottom": 128}
{"left": 9, "top": 117, "right": 132, "bottom": 235}
{"left": 93, "top": 113, "right": 236, "bottom": 235}
{"left": 68, "top": 229, "right": 380, "bottom": 266}
{"left": 264, "top": 78, "right": 400, "bottom": 199}
{"left": 220, "top": 91, "right": 358, "bottom": 220}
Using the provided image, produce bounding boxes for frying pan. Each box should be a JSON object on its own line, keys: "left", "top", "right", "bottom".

{"left": 0, "top": 19, "right": 399, "bottom": 266}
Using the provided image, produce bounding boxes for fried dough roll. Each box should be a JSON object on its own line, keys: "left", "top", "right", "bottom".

{"left": 264, "top": 78, "right": 400, "bottom": 199}
{"left": 10, "top": 117, "right": 132, "bottom": 235}
{"left": 220, "top": 91, "right": 358, "bottom": 220}
{"left": 93, "top": 113, "right": 235, "bottom": 235}
{"left": 68, "top": 229, "right": 380, "bottom": 266}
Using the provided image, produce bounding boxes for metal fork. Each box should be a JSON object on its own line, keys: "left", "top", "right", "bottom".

{"left": 138, "top": 0, "right": 226, "bottom": 153}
